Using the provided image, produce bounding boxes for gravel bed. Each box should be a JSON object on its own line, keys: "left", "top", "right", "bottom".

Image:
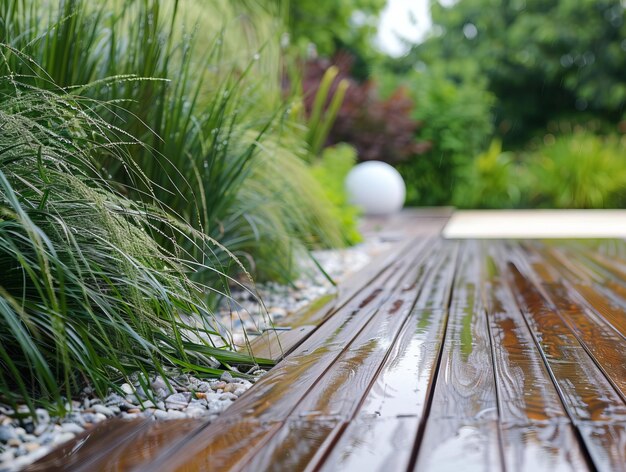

{"left": 0, "top": 238, "right": 390, "bottom": 472}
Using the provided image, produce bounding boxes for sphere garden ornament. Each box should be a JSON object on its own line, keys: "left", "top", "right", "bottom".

{"left": 345, "top": 161, "right": 406, "bottom": 215}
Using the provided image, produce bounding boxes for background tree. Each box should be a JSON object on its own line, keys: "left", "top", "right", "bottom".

{"left": 408, "top": 0, "right": 626, "bottom": 145}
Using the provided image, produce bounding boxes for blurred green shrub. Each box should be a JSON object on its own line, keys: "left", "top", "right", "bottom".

{"left": 378, "top": 68, "right": 495, "bottom": 206}
{"left": 311, "top": 144, "right": 362, "bottom": 245}
{"left": 453, "top": 140, "right": 520, "bottom": 209}
{"left": 522, "top": 133, "right": 626, "bottom": 208}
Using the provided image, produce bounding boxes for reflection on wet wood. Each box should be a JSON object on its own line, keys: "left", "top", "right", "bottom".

{"left": 290, "top": 241, "right": 449, "bottom": 421}
{"left": 319, "top": 417, "right": 419, "bottom": 472}
{"left": 483, "top": 243, "right": 568, "bottom": 425}
{"left": 25, "top": 419, "right": 150, "bottom": 471}
{"left": 500, "top": 424, "right": 589, "bottom": 471}
{"left": 146, "top": 420, "right": 282, "bottom": 472}
{"left": 413, "top": 419, "right": 501, "bottom": 472}
{"left": 414, "top": 241, "right": 501, "bottom": 470}
{"left": 88, "top": 419, "right": 205, "bottom": 472}
{"left": 501, "top": 243, "right": 626, "bottom": 423}
{"left": 578, "top": 422, "right": 626, "bottom": 472}
{"left": 426, "top": 241, "right": 498, "bottom": 422}
{"left": 248, "top": 325, "right": 316, "bottom": 362}
{"left": 239, "top": 419, "right": 343, "bottom": 472}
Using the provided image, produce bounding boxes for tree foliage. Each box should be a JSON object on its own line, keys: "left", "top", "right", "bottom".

{"left": 410, "top": 0, "right": 626, "bottom": 144}
{"left": 287, "top": 0, "right": 386, "bottom": 59}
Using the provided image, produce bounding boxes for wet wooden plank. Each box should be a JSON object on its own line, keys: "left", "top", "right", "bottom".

{"left": 483, "top": 242, "right": 591, "bottom": 471}
{"left": 154, "top": 420, "right": 283, "bottom": 472}
{"left": 577, "top": 422, "right": 626, "bottom": 472}
{"left": 500, "top": 423, "right": 590, "bottom": 472}
{"left": 482, "top": 242, "right": 569, "bottom": 425}
{"left": 80, "top": 419, "right": 205, "bottom": 472}
{"left": 414, "top": 419, "right": 501, "bottom": 472}
{"left": 26, "top": 419, "right": 150, "bottom": 471}
{"left": 540, "top": 242, "right": 626, "bottom": 337}
{"left": 300, "top": 243, "right": 458, "bottom": 470}
{"left": 413, "top": 240, "right": 501, "bottom": 471}
{"left": 237, "top": 419, "right": 344, "bottom": 472}
{"left": 248, "top": 325, "right": 316, "bottom": 362}
{"left": 502, "top": 242, "right": 626, "bottom": 423}
{"left": 318, "top": 417, "right": 419, "bottom": 472}
{"left": 290, "top": 241, "right": 455, "bottom": 421}
{"left": 425, "top": 240, "right": 498, "bottom": 422}
{"left": 500, "top": 242, "right": 626, "bottom": 471}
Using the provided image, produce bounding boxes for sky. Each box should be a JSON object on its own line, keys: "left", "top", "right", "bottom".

{"left": 375, "top": 0, "right": 433, "bottom": 57}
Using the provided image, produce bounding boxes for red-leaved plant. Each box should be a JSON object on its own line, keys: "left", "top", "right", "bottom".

{"left": 300, "top": 53, "right": 430, "bottom": 163}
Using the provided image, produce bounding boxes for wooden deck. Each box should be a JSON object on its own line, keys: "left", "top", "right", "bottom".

{"left": 28, "top": 211, "right": 626, "bottom": 471}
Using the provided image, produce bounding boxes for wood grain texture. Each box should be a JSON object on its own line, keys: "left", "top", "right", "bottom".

{"left": 500, "top": 424, "right": 590, "bottom": 472}
{"left": 414, "top": 419, "right": 501, "bottom": 472}
{"left": 482, "top": 242, "right": 568, "bottom": 425}
{"left": 501, "top": 242, "right": 626, "bottom": 423}
{"left": 413, "top": 240, "right": 501, "bottom": 471}
{"left": 26, "top": 419, "right": 150, "bottom": 471}
{"left": 248, "top": 325, "right": 316, "bottom": 362}
{"left": 318, "top": 417, "right": 419, "bottom": 472}
{"left": 426, "top": 240, "right": 498, "bottom": 422}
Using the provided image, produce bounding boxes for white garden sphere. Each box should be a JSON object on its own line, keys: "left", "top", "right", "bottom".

{"left": 345, "top": 161, "right": 406, "bottom": 215}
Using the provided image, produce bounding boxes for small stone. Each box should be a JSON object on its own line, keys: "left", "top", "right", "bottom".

{"left": 233, "top": 387, "right": 247, "bottom": 397}
{"left": 195, "top": 392, "right": 207, "bottom": 399}
{"left": 154, "top": 410, "right": 169, "bottom": 420}
{"left": 7, "top": 438, "right": 21, "bottom": 447}
{"left": 94, "top": 413, "right": 107, "bottom": 422}
{"left": 165, "top": 393, "right": 190, "bottom": 410}
{"left": 34, "top": 423, "right": 49, "bottom": 436}
{"left": 219, "top": 393, "right": 237, "bottom": 401}
{"left": 37, "top": 432, "right": 54, "bottom": 445}
{"left": 195, "top": 382, "right": 211, "bottom": 393}
{"left": 156, "top": 401, "right": 165, "bottom": 410}
{"left": 121, "top": 383, "right": 134, "bottom": 395}
{"left": 126, "top": 394, "right": 139, "bottom": 404}
{"left": 142, "top": 409, "right": 157, "bottom": 417}
{"left": 61, "top": 423, "right": 84, "bottom": 435}
{"left": 105, "top": 393, "right": 126, "bottom": 407}
{"left": 92, "top": 405, "right": 114, "bottom": 417}
{"left": 184, "top": 408, "right": 206, "bottom": 419}
{"left": 139, "top": 400, "right": 155, "bottom": 410}
{"left": 82, "top": 413, "right": 96, "bottom": 424}
{"left": 0, "top": 425, "right": 16, "bottom": 442}
{"left": 212, "top": 381, "right": 226, "bottom": 391}
{"left": 188, "top": 399, "right": 207, "bottom": 408}
{"left": 222, "top": 383, "right": 235, "bottom": 393}
{"left": 14, "top": 427, "right": 26, "bottom": 437}
{"left": 127, "top": 409, "right": 141, "bottom": 414}
{"left": 220, "top": 371, "right": 233, "bottom": 383}
{"left": 269, "top": 307, "right": 287, "bottom": 318}
{"left": 151, "top": 376, "right": 168, "bottom": 391}
{"left": 165, "top": 410, "right": 186, "bottom": 420}
{"left": 35, "top": 408, "right": 50, "bottom": 424}
{"left": 54, "top": 432, "right": 75, "bottom": 445}
{"left": 0, "top": 449, "right": 15, "bottom": 462}
{"left": 23, "top": 442, "right": 40, "bottom": 453}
